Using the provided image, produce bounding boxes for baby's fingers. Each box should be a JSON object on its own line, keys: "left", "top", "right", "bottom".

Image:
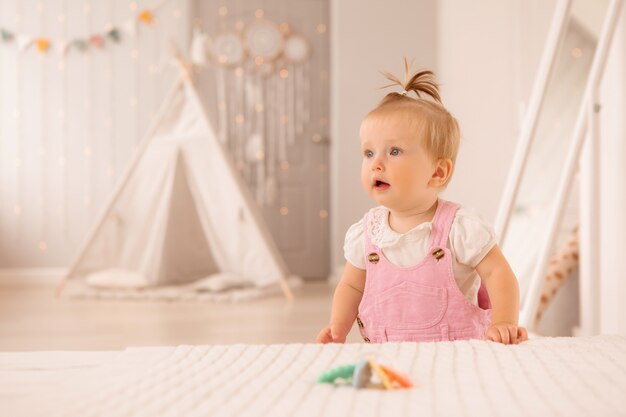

{"left": 517, "top": 326, "right": 529, "bottom": 342}
{"left": 497, "top": 326, "right": 511, "bottom": 344}
{"left": 316, "top": 327, "right": 332, "bottom": 343}
{"left": 509, "top": 325, "right": 518, "bottom": 345}
{"left": 485, "top": 327, "right": 502, "bottom": 343}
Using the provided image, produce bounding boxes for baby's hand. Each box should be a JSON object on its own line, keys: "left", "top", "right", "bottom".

{"left": 316, "top": 325, "right": 347, "bottom": 343}
{"left": 485, "top": 322, "right": 528, "bottom": 345}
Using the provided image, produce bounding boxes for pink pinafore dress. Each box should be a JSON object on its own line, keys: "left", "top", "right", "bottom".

{"left": 356, "top": 199, "right": 492, "bottom": 343}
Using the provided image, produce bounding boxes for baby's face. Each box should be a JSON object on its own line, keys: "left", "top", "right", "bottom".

{"left": 360, "top": 114, "right": 437, "bottom": 211}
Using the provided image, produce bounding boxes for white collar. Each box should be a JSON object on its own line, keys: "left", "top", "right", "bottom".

{"left": 367, "top": 206, "right": 432, "bottom": 248}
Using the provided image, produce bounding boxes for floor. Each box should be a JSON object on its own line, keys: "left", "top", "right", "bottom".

{"left": 0, "top": 280, "right": 363, "bottom": 351}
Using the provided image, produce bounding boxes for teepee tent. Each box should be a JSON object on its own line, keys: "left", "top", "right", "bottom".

{"left": 57, "top": 60, "right": 293, "bottom": 301}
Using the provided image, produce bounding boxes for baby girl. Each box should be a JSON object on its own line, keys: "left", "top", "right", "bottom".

{"left": 317, "top": 65, "right": 528, "bottom": 345}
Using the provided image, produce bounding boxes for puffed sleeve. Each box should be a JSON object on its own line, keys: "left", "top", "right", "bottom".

{"left": 450, "top": 208, "right": 497, "bottom": 268}
{"left": 343, "top": 219, "right": 366, "bottom": 270}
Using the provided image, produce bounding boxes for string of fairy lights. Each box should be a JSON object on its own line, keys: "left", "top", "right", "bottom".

{"left": 0, "top": 0, "right": 330, "bottom": 256}
{"left": 1, "top": 0, "right": 179, "bottom": 253}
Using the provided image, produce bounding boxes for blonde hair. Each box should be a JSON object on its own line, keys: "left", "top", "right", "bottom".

{"left": 365, "top": 60, "right": 460, "bottom": 187}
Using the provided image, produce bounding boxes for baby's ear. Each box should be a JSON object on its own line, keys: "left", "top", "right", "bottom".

{"left": 429, "top": 159, "right": 453, "bottom": 187}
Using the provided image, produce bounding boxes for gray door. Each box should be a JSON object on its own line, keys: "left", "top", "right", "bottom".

{"left": 195, "top": 0, "right": 330, "bottom": 279}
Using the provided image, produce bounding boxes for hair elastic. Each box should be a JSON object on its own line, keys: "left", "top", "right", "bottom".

{"left": 400, "top": 90, "right": 408, "bottom": 96}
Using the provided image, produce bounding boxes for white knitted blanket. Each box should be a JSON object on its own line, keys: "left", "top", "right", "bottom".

{"left": 4, "top": 336, "right": 623, "bottom": 417}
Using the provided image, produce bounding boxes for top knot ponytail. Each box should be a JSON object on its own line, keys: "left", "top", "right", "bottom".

{"left": 380, "top": 58, "right": 442, "bottom": 105}
{"left": 364, "top": 59, "right": 460, "bottom": 188}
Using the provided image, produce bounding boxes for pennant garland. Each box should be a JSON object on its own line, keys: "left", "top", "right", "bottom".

{"left": 89, "top": 35, "right": 104, "bottom": 48}
{"left": 35, "top": 38, "right": 50, "bottom": 54}
{"left": 0, "top": 9, "right": 157, "bottom": 57}
{"left": 123, "top": 19, "right": 137, "bottom": 38}
{"left": 56, "top": 40, "right": 68, "bottom": 55}
{"left": 1, "top": 28, "right": 14, "bottom": 42}
{"left": 73, "top": 39, "right": 88, "bottom": 52}
{"left": 16, "top": 35, "right": 33, "bottom": 51}
{"left": 138, "top": 10, "right": 155, "bottom": 26}
{"left": 106, "top": 28, "right": 120, "bottom": 43}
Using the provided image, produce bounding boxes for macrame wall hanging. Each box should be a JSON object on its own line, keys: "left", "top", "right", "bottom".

{"left": 190, "top": 10, "right": 312, "bottom": 207}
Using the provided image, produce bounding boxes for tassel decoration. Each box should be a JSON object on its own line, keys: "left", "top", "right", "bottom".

{"left": 89, "top": 35, "right": 104, "bottom": 48}
{"left": 35, "top": 38, "right": 50, "bottom": 54}
{"left": 138, "top": 10, "right": 155, "bottom": 25}
{"left": 73, "top": 39, "right": 88, "bottom": 52}
{"left": 1, "top": 29, "right": 14, "bottom": 42}
{"left": 106, "top": 28, "right": 120, "bottom": 42}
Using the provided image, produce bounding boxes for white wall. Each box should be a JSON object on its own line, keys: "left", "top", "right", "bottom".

{"left": 0, "top": 0, "right": 189, "bottom": 268}
{"left": 437, "top": 0, "right": 556, "bottom": 224}
{"left": 600, "top": 4, "right": 626, "bottom": 335}
{"left": 329, "top": 0, "right": 437, "bottom": 269}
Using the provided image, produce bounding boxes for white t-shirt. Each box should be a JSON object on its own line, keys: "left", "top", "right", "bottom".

{"left": 343, "top": 205, "right": 497, "bottom": 305}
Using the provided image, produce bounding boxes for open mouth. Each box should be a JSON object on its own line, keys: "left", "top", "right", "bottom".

{"left": 373, "top": 180, "right": 390, "bottom": 190}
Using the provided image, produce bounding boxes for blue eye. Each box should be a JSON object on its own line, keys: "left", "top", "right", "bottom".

{"left": 364, "top": 150, "right": 374, "bottom": 158}
{"left": 390, "top": 148, "right": 402, "bottom": 156}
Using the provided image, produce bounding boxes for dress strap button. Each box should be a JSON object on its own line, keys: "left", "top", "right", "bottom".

{"left": 432, "top": 248, "right": 445, "bottom": 260}
{"left": 367, "top": 252, "right": 380, "bottom": 264}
